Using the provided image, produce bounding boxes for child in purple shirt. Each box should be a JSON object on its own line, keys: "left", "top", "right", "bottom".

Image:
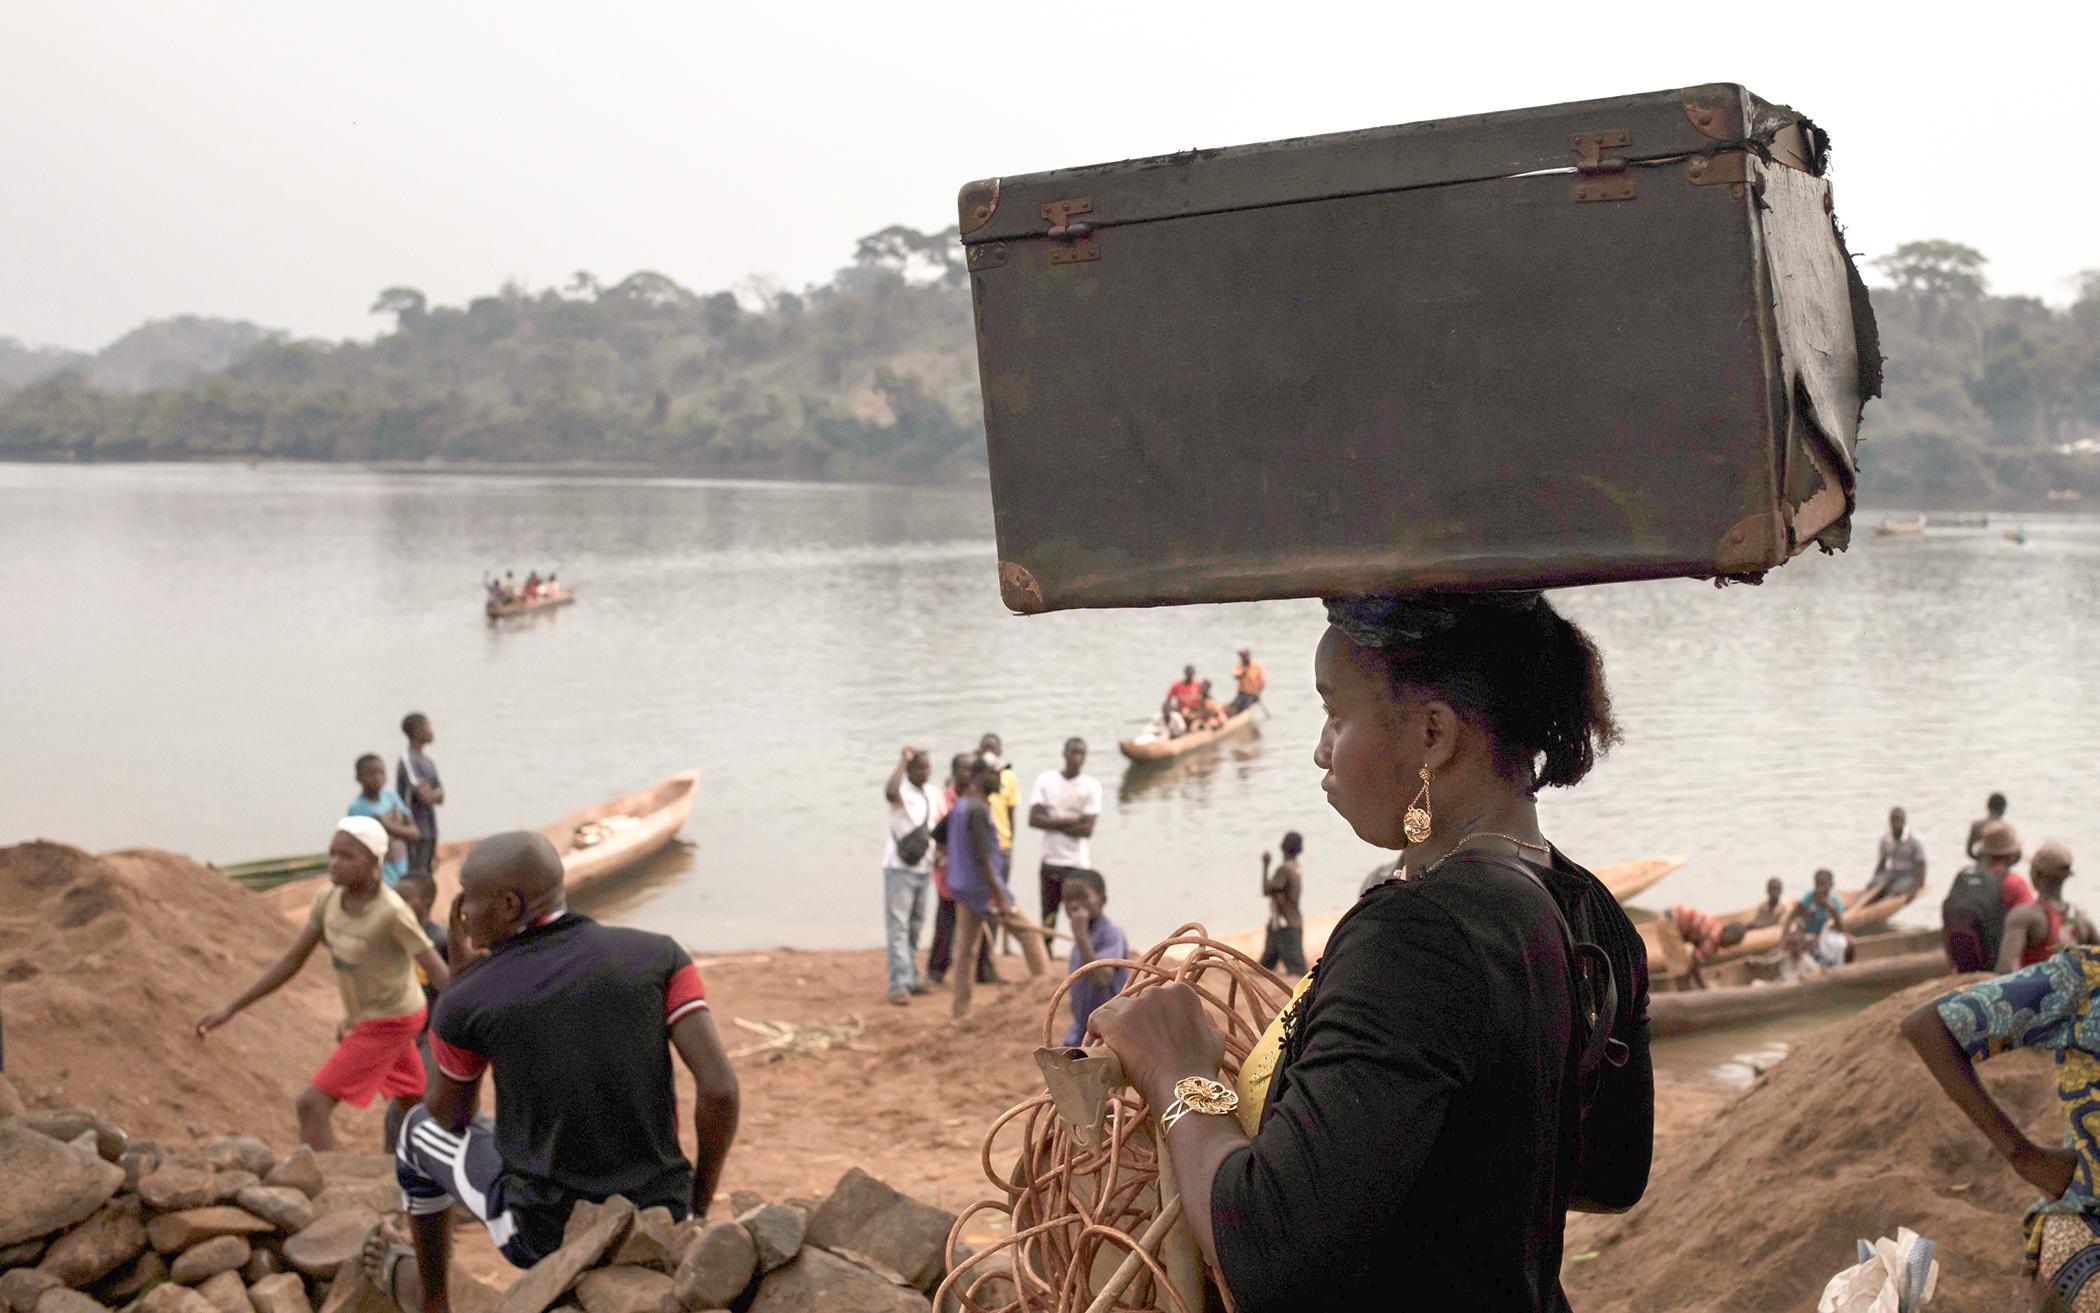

{"left": 1059, "top": 870, "right": 1130, "bottom": 1045}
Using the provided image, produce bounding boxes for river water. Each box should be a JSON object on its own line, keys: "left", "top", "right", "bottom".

{"left": 4, "top": 463, "right": 2096, "bottom": 957}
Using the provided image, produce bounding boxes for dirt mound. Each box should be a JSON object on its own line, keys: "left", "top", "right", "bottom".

{"left": 0, "top": 842, "right": 382, "bottom": 1145}
{"left": 1565, "top": 977, "right": 2061, "bottom": 1313}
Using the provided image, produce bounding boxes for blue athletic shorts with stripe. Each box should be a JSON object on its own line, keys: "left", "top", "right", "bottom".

{"left": 395, "top": 1106, "right": 544, "bottom": 1267}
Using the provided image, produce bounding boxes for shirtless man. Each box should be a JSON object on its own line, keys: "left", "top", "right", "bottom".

{"left": 372, "top": 833, "right": 739, "bottom": 1312}
{"left": 1260, "top": 833, "right": 1307, "bottom": 979}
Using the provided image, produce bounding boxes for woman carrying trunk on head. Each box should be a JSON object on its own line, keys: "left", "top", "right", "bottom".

{"left": 1092, "top": 592, "right": 1653, "bottom": 1312}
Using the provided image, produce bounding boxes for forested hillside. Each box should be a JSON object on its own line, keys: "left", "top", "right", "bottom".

{"left": 1, "top": 231, "right": 2095, "bottom": 502}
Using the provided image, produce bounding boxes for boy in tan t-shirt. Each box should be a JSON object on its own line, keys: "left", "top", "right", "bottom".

{"left": 197, "top": 816, "right": 449, "bottom": 1150}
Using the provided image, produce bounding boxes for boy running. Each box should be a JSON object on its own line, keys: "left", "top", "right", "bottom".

{"left": 196, "top": 816, "right": 448, "bottom": 1150}
{"left": 348, "top": 752, "right": 419, "bottom": 887}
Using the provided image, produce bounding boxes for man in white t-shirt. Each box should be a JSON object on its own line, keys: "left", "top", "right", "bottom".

{"left": 881, "top": 746, "right": 938, "bottom": 1006}
{"left": 1028, "top": 738, "right": 1104, "bottom": 948}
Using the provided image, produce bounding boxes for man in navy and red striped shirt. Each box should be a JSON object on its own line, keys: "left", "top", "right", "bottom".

{"left": 381, "top": 833, "right": 739, "bottom": 1312}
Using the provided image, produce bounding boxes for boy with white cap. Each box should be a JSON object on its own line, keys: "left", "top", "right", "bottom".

{"left": 196, "top": 815, "right": 450, "bottom": 1150}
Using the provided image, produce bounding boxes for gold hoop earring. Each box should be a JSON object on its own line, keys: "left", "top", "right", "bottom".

{"left": 1403, "top": 768, "right": 1433, "bottom": 845}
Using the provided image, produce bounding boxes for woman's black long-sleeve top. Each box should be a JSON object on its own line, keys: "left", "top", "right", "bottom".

{"left": 1210, "top": 850, "right": 1653, "bottom": 1311}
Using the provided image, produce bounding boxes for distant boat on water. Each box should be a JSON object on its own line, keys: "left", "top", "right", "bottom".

{"left": 1873, "top": 515, "right": 1926, "bottom": 537}
{"left": 487, "top": 584, "right": 576, "bottom": 619}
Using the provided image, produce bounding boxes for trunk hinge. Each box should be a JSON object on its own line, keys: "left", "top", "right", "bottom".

{"left": 1571, "top": 131, "right": 1637, "bottom": 203}
{"left": 1042, "top": 198, "right": 1099, "bottom": 264}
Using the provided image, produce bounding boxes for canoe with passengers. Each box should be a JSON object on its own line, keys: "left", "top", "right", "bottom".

{"left": 1648, "top": 927, "right": 1948, "bottom": 1037}
{"left": 1119, "top": 704, "right": 1259, "bottom": 762}
{"left": 487, "top": 585, "right": 577, "bottom": 619}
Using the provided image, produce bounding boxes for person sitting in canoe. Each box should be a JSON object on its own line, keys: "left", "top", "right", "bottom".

{"left": 1167, "top": 664, "right": 1204, "bottom": 718}
{"left": 1151, "top": 696, "right": 1190, "bottom": 740}
{"left": 1193, "top": 680, "right": 1228, "bottom": 731}
{"left": 1747, "top": 876, "right": 1787, "bottom": 929}
{"left": 523, "top": 570, "right": 542, "bottom": 599}
{"left": 1783, "top": 867, "right": 1851, "bottom": 967}
{"left": 1663, "top": 903, "right": 1748, "bottom": 968}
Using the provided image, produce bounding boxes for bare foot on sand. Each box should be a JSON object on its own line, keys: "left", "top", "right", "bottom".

{"left": 363, "top": 1226, "right": 422, "bottom": 1313}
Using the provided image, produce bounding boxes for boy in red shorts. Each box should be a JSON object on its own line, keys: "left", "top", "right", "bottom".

{"left": 197, "top": 815, "right": 450, "bottom": 1150}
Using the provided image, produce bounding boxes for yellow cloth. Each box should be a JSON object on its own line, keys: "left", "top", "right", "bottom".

{"left": 990, "top": 766, "right": 1019, "bottom": 849}
{"left": 306, "top": 884, "right": 431, "bottom": 1024}
{"left": 1235, "top": 972, "right": 1314, "bottom": 1136}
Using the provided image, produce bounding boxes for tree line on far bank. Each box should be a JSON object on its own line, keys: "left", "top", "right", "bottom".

{"left": 0, "top": 232, "right": 2095, "bottom": 504}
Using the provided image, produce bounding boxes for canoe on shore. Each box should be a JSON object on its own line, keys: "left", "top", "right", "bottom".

{"left": 1210, "top": 855, "right": 1685, "bottom": 964}
{"left": 487, "top": 586, "right": 576, "bottom": 619}
{"left": 1648, "top": 928, "right": 1948, "bottom": 1038}
{"left": 261, "top": 768, "right": 699, "bottom": 922}
{"left": 216, "top": 852, "right": 334, "bottom": 891}
{"left": 1119, "top": 704, "right": 1258, "bottom": 762}
{"left": 1643, "top": 883, "right": 1928, "bottom": 980}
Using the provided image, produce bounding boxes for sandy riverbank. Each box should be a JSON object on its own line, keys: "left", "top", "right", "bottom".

{"left": 1, "top": 840, "right": 2062, "bottom": 1310}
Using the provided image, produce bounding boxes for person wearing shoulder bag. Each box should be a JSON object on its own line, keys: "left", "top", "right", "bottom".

{"left": 881, "top": 746, "right": 938, "bottom": 1005}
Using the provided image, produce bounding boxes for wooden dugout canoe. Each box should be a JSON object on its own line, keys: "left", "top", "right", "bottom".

{"left": 1119, "top": 704, "right": 1258, "bottom": 761}
{"left": 1644, "top": 882, "right": 1928, "bottom": 981}
{"left": 261, "top": 768, "right": 699, "bottom": 922}
{"left": 1648, "top": 929, "right": 1948, "bottom": 1037}
{"left": 1211, "top": 855, "right": 1685, "bottom": 964}
{"left": 486, "top": 586, "right": 576, "bottom": 619}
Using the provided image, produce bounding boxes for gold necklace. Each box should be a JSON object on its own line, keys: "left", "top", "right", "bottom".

{"left": 1407, "top": 829, "right": 1549, "bottom": 881}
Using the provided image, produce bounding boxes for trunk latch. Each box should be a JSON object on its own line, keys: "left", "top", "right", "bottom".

{"left": 1571, "top": 131, "right": 1637, "bottom": 203}
{"left": 1042, "top": 198, "right": 1100, "bottom": 264}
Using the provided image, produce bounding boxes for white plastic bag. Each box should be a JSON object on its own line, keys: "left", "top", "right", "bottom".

{"left": 1817, "top": 1227, "right": 1939, "bottom": 1313}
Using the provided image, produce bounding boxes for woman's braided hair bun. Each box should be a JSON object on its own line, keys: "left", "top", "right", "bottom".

{"left": 1323, "top": 591, "right": 1619, "bottom": 789}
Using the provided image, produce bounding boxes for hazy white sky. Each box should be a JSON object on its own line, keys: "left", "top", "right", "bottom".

{"left": 3, "top": 2, "right": 2095, "bottom": 350}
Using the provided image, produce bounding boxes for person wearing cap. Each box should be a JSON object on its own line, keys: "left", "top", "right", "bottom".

{"left": 1230, "top": 646, "right": 1267, "bottom": 714}
{"left": 195, "top": 816, "right": 449, "bottom": 1151}
{"left": 1943, "top": 819, "right": 2038, "bottom": 973}
{"left": 2000, "top": 843, "right": 2094, "bottom": 971}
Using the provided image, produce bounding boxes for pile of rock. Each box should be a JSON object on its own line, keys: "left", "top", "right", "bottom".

{"left": 3, "top": 1094, "right": 961, "bottom": 1313}
{"left": 509, "top": 1165, "right": 957, "bottom": 1313}
{"left": 1, "top": 1109, "right": 416, "bottom": 1313}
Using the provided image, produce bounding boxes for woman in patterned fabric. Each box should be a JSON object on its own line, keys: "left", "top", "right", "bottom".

{"left": 1903, "top": 940, "right": 2100, "bottom": 1311}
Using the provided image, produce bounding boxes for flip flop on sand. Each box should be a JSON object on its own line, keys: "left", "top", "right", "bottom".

{"left": 360, "top": 1220, "right": 421, "bottom": 1313}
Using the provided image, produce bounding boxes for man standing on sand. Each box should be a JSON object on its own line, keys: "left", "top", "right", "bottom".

{"left": 948, "top": 757, "right": 1046, "bottom": 1019}
{"left": 348, "top": 753, "right": 419, "bottom": 887}
{"left": 372, "top": 833, "right": 739, "bottom": 1308}
{"left": 1029, "top": 737, "right": 1102, "bottom": 947}
{"left": 1259, "top": 833, "right": 1308, "bottom": 979}
{"left": 926, "top": 753, "right": 996, "bottom": 990}
{"left": 396, "top": 714, "right": 445, "bottom": 881}
{"left": 1230, "top": 647, "right": 1267, "bottom": 714}
{"left": 882, "top": 746, "right": 938, "bottom": 1005}
{"left": 197, "top": 816, "right": 449, "bottom": 1151}
{"left": 1864, "top": 806, "right": 1927, "bottom": 904}
{"left": 978, "top": 733, "right": 1021, "bottom": 955}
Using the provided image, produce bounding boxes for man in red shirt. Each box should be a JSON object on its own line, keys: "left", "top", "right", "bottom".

{"left": 1166, "top": 664, "right": 1203, "bottom": 717}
